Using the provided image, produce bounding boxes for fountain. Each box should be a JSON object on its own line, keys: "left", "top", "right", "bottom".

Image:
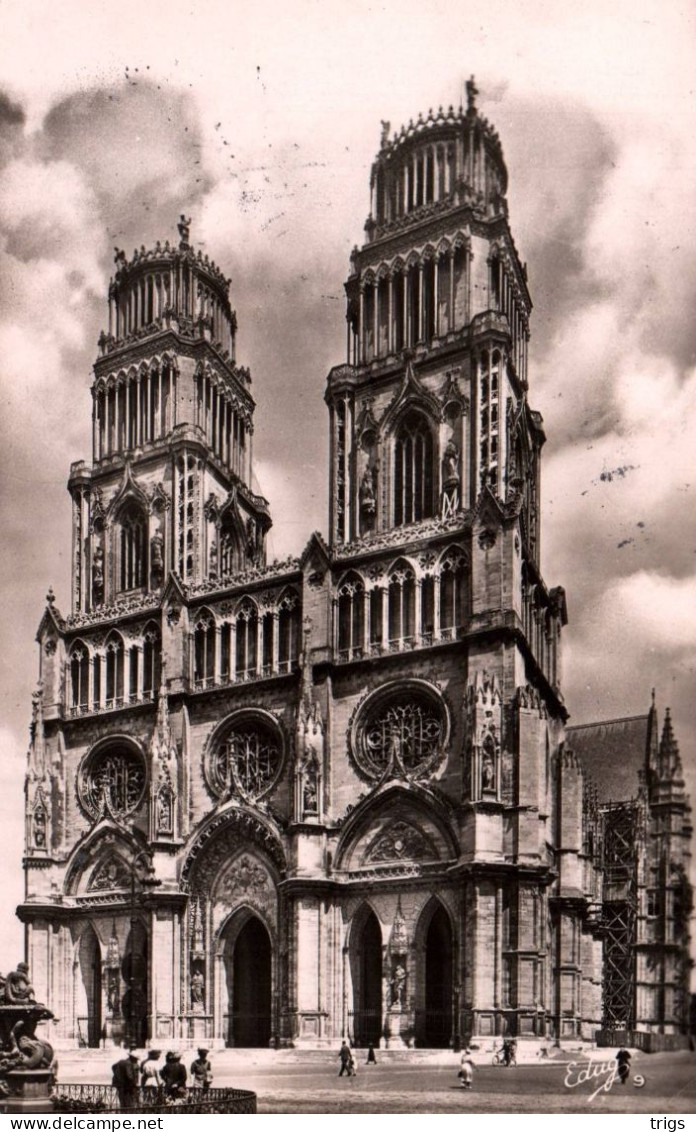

{"left": 0, "top": 963, "right": 57, "bottom": 1114}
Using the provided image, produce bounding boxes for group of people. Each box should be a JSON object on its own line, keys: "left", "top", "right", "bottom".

{"left": 111, "top": 1047, "right": 213, "bottom": 1109}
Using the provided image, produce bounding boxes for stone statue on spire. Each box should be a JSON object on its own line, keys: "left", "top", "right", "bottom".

{"left": 466, "top": 75, "right": 479, "bottom": 113}
{"left": 178, "top": 214, "right": 192, "bottom": 246}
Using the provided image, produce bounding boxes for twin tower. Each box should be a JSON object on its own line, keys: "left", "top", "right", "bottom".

{"left": 22, "top": 86, "right": 690, "bottom": 1052}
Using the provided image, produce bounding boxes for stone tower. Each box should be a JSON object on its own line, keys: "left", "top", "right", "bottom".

{"left": 320, "top": 86, "right": 585, "bottom": 1045}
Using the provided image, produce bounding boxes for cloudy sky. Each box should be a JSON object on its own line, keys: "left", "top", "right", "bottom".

{"left": 0, "top": 0, "right": 694, "bottom": 965}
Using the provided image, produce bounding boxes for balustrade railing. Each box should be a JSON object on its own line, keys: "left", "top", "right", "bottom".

{"left": 335, "top": 626, "right": 462, "bottom": 664}
{"left": 65, "top": 689, "right": 156, "bottom": 719}
{"left": 192, "top": 660, "right": 299, "bottom": 693}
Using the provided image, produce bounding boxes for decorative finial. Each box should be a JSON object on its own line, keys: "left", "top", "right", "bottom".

{"left": 177, "top": 214, "right": 192, "bottom": 246}
{"left": 380, "top": 120, "right": 391, "bottom": 148}
{"left": 466, "top": 75, "right": 479, "bottom": 113}
{"left": 46, "top": 587, "right": 55, "bottom": 606}
{"left": 113, "top": 247, "right": 126, "bottom": 267}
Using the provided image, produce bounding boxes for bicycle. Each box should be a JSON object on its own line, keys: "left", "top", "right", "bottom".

{"left": 492, "top": 1043, "right": 517, "bottom": 1066}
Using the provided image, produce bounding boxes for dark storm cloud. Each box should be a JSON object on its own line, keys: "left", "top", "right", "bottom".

{"left": 0, "top": 89, "right": 26, "bottom": 167}
{"left": 0, "top": 90, "right": 25, "bottom": 127}
{"left": 39, "top": 81, "right": 214, "bottom": 262}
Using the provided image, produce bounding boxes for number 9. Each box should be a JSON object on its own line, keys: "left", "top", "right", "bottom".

{"left": 633, "top": 1075, "right": 645, "bottom": 1088}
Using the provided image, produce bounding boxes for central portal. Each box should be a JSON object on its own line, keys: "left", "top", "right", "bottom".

{"left": 354, "top": 910, "right": 383, "bottom": 1046}
{"left": 225, "top": 914, "right": 272, "bottom": 1047}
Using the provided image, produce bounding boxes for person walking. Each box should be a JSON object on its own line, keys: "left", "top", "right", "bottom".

{"left": 616, "top": 1047, "right": 632, "bottom": 1084}
{"left": 459, "top": 1048, "right": 474, "bottom": 1090}
{"left": 112, "top": 1051, "right": 140, "bottom": 1111}
{"left": 348, "top": 1048, "right": 358, "bottom": 1078}
{"left": 366, "top": 1043, "right": 377, "bottom": 1065}
{"left": 338, "top": 1040, "right": 352, "bottom": 1076}
{"left": 190, "top": 1048, "right": 213, "bottom": 1092}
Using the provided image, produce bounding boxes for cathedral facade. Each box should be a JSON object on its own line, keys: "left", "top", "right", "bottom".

{"left": 20, "top": 88, "right": 691, "bottom": 1051}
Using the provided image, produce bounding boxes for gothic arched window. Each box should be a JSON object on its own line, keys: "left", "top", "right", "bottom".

{"left": 219, "top": 515, "right": 242, "bottom": 576}
{"left": 69, "top": 642, "right": 89, "bottom": 713}
{"left": 393, "top": 411, "right": 435, "bottom": 526}
{"left": 208, "top": 712, "right": 284, "bottom": 801}
{"left": 337, "top": 573, "right": 364, "bottom": 661}
{"left": 278, "top": 592, "right": 300, "bottom": 674}
{"left": 143, "top": 622, "right": 161, "bottom": 697}
{"left": 352, "top": 682, "right": 448, "bottom": 782}
{"left": 479, "top": 349, "right": 501, "bottom": 493}
{"left": 193, "top": 611, "right": 215, "bottom": 689}
{"left": 235, "top": 600, "right": 258, "bottom": 680}
{"left": 105, "top": 631, "right": 124, "bottom": 708}
{"left": 81, "top": 742, "right": 147, "bottom": 819}
{"left": 439, "top": 549, "right": 468, "bottom": 636}
{"left": 388, "top": 560, "right": 416, "bottom": 648}
{"left": 118, "top": 501, "right": 147, "bottom": 591}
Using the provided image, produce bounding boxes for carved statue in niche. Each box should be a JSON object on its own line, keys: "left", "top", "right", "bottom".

{"left": 32, "top": 807, "right": 47, "bottom": 850}
{"left": 150, "top": 532, "right": 164, "bottom": 587}
{"left": 208, "top": 538, "right": 218, "bottom": 579}
{"left": 302, "top": 749, "right": 319, "bottom": 815}
{"left": 359, "top": 463, "right": 378, "bottom": 530}
{"left": 107, "top": 971, "right": 120, "bottom": 1014}
{"left": 481, "top": 733, "right": 496, "bottom": 792}
{"left": 92, "top": 544, "right": 104, "bottom": 603}
{"left": 246, "top": 518, "right": 258, "bottom": 562}
{"left": 389, "top": 963, "right": 406, "bottom": 1009}
{"left": 190, "top": 968, "right": 205, "bottom": 1011}
{"left": 156, "top": 784, "right": 173, "bottom": 836}
{"left": 442, "top": 438, "right": 460, "bottom": 503}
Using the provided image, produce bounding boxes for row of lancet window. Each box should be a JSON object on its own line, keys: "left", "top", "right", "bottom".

{"left": 109, "top": 269, "right": 235, "bottom": 356}
{"left": 490, "top": 255, "right": 528, "bottom": 379}
{"left": 334, "top": 402, "right": 454, "bottom": 544}
{"left": 192, "top": 596, "right": 300, "bottom": 689}
{"left": 194, "top": 373, "right": 250, "bottom": 478}
{"left": 335, "top": 550, "right": 468, "bottom": 661}
{"left": 478, "top": 349, "right": 501, "bottom": 493}
{"left": 68, "top": 626, "right": 161, "bottom": 716}
{"left": 373, "top": 143, "right": 456, "bottom": 222}
{"left": 521, "top": 572, "right": 560, "bottom": 690}
{"left": 93, "top": 365, "right": 176, "bottom": 460}
{"left": 350, "top": 248, "right": 468, "bottom": 365}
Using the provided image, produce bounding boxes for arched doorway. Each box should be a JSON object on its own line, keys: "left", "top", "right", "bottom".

{"left": 352, "top": 909, "right": 383, "bottom": 1046}
{"left": 424, "top": 905, "right": 453, "bottom": 1047}
{"left": 122, "top": 920, "right": 149, "bottom": 1048}
{"left": 78, "top": 926, "right": 102, "bottom": 1048}
{"left": 225, "top": 914, "right": 272, "bottom": 1047}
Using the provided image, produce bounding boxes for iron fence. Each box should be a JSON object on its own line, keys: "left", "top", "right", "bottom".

{"left": 53, "top": 1084, "right": 257, "bottom": 1114}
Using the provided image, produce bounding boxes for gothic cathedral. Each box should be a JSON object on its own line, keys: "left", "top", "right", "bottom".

{"left": 21, "top": 88, "right": 691, "bottom": 1051}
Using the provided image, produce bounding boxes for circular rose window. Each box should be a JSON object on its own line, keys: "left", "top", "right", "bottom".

{"left": 352, "top": 682, "right": 448, "bottom": 782}
{"left": 81, "top": 745, "right": 147, "bottom": 819}
{"left": 208, "top": 712, "right": 284, "bottom": 801}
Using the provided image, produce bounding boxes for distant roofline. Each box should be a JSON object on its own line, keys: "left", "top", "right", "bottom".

{"left": 566, "top": 712, "right": 650, "bottom": 732}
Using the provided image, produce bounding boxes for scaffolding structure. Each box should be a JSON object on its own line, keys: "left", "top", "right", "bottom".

{"left": 600, "top": 802, "right": 639, "bottom": 1030}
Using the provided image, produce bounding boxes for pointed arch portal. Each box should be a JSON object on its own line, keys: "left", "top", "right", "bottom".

{"left": 423, "top": 904, "right": 453, "bottom": 1047}
{"left": 77, "top": 926, "right": 102, "bottom": 1048}
{"left": 223, "top": 914, "right": 272, "bottom": 1048}
{"left": 122, "top": 920, "right": 149, "bottom": 1048}
{"left": 350, "top": 909, "right": 383, "bottom": 1046}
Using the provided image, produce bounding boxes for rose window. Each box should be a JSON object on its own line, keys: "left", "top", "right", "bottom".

{"left": 82, "top": 746, "right": 146, "bottom": 818}
{"left": 209, "top": 714, "right": 284, "bottom": 801}
{"left": 354, "top": 684, "right": 447, "bottom": 782}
